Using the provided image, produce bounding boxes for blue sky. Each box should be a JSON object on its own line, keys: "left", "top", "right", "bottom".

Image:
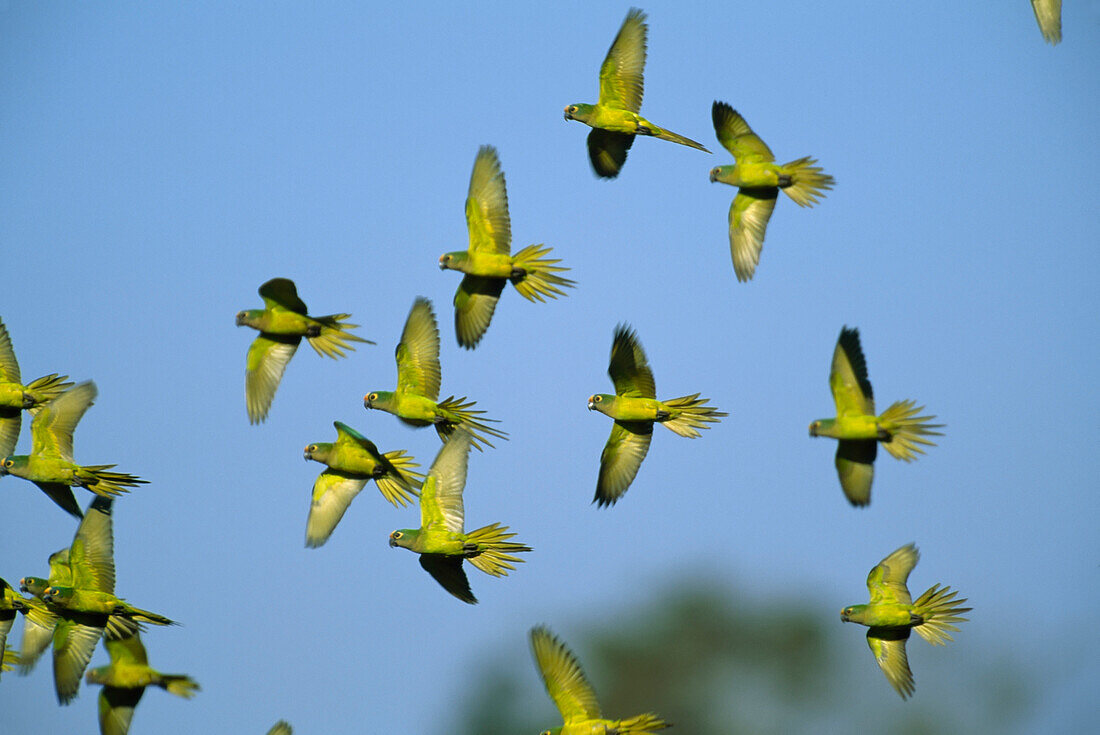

{"left": 1, "top": 1, "right": 1097, "bottom": 732}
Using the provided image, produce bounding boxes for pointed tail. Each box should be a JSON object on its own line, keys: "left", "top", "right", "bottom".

{"left": 648, "top": 125, "right": 710, "bottom": 153}
{"left": 465, "top": 522, "right": 531, "bottom": 577}
{"left": 375, "top": 449, "right": 424, "bottom": 508}
{"left": 510, "top": 244, "right": 576, "bottom": 303}
{"left": 912, "top": 583, "right": 970, "bottom": 645}
{"left": 659, "top": 394, "right": 727, "bottom": 438}
{"left": 618, "top": 712, "right": 672, "bottom": 733}
{"left": 435, "top": 396, "right": 509, "bottom": 451}
{"left": 24, "top": 374, "right": 73, "bottom": 410}
{"left": 160, "top": 674, "right": 201, "bottom": 698}
{"left": 121, "top": 605, "right": 176, "bottom": 627}
{"left": 77, "top": 466, "right": 148, "bottom": 498}
{"left": 779, "top": 156, "right": 834, "bottom": 207}
{"left": 305, "top": 314, "right": 374, "bottom": 359}
{"left": 878, "top": 399, "right": 944, "bottom": 461}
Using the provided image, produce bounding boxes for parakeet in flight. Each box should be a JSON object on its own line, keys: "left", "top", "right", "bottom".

{"left": 303, "top": 421, "right": 423, "bottom": 548}
{"left": 529, "top": 625, "right": 671, "bottom": 735}
{"left": 0, "top": 318, "right": 72, "bottom": 458}
{"left": 85, "top": 631, "right": 199, "bottom": 735}
{"left": 809, "top": 327, "right": 943, "bottom": 507}
{"left": 388, "top": 430, "right": 530, "bottom": 604}
{"left": 267, "top": 722, "right": 293, "bottom": 735}
{"left": 236, "top": 277, "right": 373, "bottom": 424}
{"left": 0, "top": 576, "right": 29, "bottom": 681}
{"left": 0, "top": 381, "right": 147, "bottom": 518}
{"left": 363, "top": 297, "right": 507, "bottom": 451}
{"left": 708, "top": 101, "right": 835, "bottom": 281}
{"left": 439, "top": 145, "right": 575, "bottom": 349}
{"left": 564, "top": 7, "right": 709, "bottom": 178}
{"left": 841, "top": 543, "right": 971, "bottom": 699}
{"left": 588, "top": 324, "right": 726, "bottom": 507}
{"left": 1030, "top": 0, "right": 1061, "bottom": 44}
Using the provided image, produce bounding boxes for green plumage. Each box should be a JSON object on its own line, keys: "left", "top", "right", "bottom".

{"left": 841, "top": 544, "right": 971, "bottom": 699}
{"left": 564, "top": 8, "right": 709, "bottom": 178}
{"left": 0, "top": 318, "right": 73, "bottom": 459}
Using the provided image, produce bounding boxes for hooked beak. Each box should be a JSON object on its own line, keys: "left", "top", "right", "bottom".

{"left": 840, "top": 610, "right": 851, "bottom": 623}
{"left": 808, "top": 423, "right": 818, "bottom": 437}
{"left": 235, "top": 313, "right": 246, "bottom": 326}
{"left": 438, "top": 255, "right": 447, "bottom": 270}
{"left": 19, "top": 579, "right": 29, "bottom": 593}
{"left": 363, "top": 396, "right": 373, "bottom": 409}
{"left": 303, "top": 449, "right": 312, "bottom": 461}
{"left": 563, "top": 105, "right": 572, "bottom": 120}
{"left": 587, "top": 398, "right": 596, "bottom": 410}
{"left": 708, "top": 169, "right": 718, "bottom": 183}
{"left": 388, "top": 536, "right": 397, "bottom": 548}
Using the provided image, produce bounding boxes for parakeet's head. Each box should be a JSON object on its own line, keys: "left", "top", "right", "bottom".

{"left": 808, "top": 419, "right": 834, "bottom": 437}
{"left": 43, "top": 586, "right": 73, "bottom": 604}
{"left": 388, "top": 528, "right": 420, "bottom": 550}
{"left": 587, "top": 394, "right": 615, "bottom": 415}
{"left": 563, "top": 103, "right": 595, "bottom": 123}
{"left": 235, "top": 309, "right": 263, "bottom": 328}
{"left": 0, "top": 455, "right": 27, "bottom": 477}
{"left": 709, "top": 164, "right": 736, "bottom": 185}
{"left": 304, "top": 442, "right": 332, "bottom": 464}
{"left": 364, "top": 391, "right": 394, "bottom": 411}
{"left": 438, "top": 251, "right": 469, "bottom": 271}
{"left": 840, "top": 604, "right": 869, "bottom": 624}
{"left": 19, "top": 577, "right": 49, "bottom": 596}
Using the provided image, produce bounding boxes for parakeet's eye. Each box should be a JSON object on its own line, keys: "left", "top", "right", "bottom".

{"left": 569, "top": 106, "right": 577, "bottom": 113}
{"left": 368, "top": 393, "right": 377, "bottom": 401}
{"left": 593, "top": 395, "right": 602, "bottom": 403}
{"left": 3, "top": 459, "right": 11, "bottom": 468}
{"left": 307, "top": 445, "right": 316, "bottom": 452}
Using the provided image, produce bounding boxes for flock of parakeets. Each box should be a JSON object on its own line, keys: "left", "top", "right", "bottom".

{"left": 1, "top": 4, "right": 1065, "bottom": 733}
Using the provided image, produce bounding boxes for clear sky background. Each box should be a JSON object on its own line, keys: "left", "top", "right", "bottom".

{"left": 1, "top": 1, "right": 1097, "bottom": 733}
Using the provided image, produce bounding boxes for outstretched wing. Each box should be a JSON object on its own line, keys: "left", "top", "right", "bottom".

{"left": 835, "top": 440, "right": 877, "bottom": 507}
{"left": 586, "top": 128, "right": 635, "bottom": 179}
{"left": 465, "top": 146, "right": 511, "bottom": 255}
{"left": 867, "top": 627, "right": 915, "bottom": 699}
{"left": 529, "top": 626, "right": 602, "bottom": 724}
{"left": 418, "top": 555, "right": 475, "bottom": 604}
{"left": 727, "top": 188, "right": 777, "bottom": 282}
{"left": 258, "top": 278, "right": 308, "bottom": 314}
{"left": 830, "top": 327, "right": 875, "bottom": 417}
{"left": 305, "top": 470, "right": 370, "bottom": 548}
{"left": 419, "top": 431, "right": 471, "bottom": 533}
{"left": 598, "top": 8, "right": 646, "bottom": 112}
{"left": 69, "top": 496, "right": 116, "bottom": 594}
{"left": 30, "top": 381, "right": 97, "bottom": 460}
{"left": 454, "top": 275, "right": 505, "bottom": 350}
{"left": 395, "top": 297, "right": 441, "bottom": 400}
{"left": 245, "top": 334, "right": 300, "bottom": 424}
{"left": 594, "top": 420, "right": 653, "bottom": 507}
{"left": 712, "top": 101, "right": 775, "bottom": 163}
{"left": 867, "top": 543, "right": 918, "bottom": 605}
{"left": 608, "top": 324, "right": 655, "bottom": 398}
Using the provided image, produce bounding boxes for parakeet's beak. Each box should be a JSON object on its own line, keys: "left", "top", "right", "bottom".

{"left": 587, "top": 397, "right": 596, "bottom": 410}
{"left": 235, "top": 312, "right": 246, "bottom": 326}
{"left": 840, "top": 609, "right": 851, "bottom": 622}
{"left": 708, "top": 168, "right": 719, "bottom": 183}
{"left": 388, "top": 536, "right": 397, "bottom": 548}
{"left": 438, "top": 255, "right": 447, "bottom": 270}
{"left": 808, "top": 422, "right": 819, "bottom": 437}
{"left": 363, "top": 396, "right": 373, "bottom": 409}
{"left": 303, "top": 449, "right": 312, "bottom": 461}
{"left": 19, "top": 579, "right": 29, "bottom": 593}
{"left": 563, "top": 106, "right": 572, "bottom": 120}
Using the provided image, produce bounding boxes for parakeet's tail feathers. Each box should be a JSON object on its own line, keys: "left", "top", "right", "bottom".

{"left": 304, "top": 314, "right": 374, "bottom": 359}
{"left": 510, "top": 244, "right": 576, "bottom": 302}
{"left": 465, "top": 522, "right": 532, "bottom": 577}
{"left": 160, "top": 674, "right": 201, "bottom": 698}
{"left": 78, "top": 466, "right": 147, "bottom": 497}
{"left": 104, "top": 615, "right": 143, "bottom": 641}
{"left": 659, "top": 394, "right": 728, "bottom": 438}
{"left": 878, "top": 400, "right": 943, "bottom": 461}
{"left": 779, "top": 156, "right": 834, "bottom": 208}
{"left": 375, "top": 450, "right": 423, "bottom": 508}
{"left": 122, "top": 607, "right": 176, "bottom": 627}
{"left": 435, "top": 396, "right": 509, "bottom": 451}
{"left": 912, "top": 584, "right": 970, "bottom": 646}
{"left": 647, "top": 125, "right": 711, "bottom": 153}
{"left": 24, "top": 373, "right": 74, "bottom": 409}
{"left": 617, "top": 712, "right": 672, "bottom": 733}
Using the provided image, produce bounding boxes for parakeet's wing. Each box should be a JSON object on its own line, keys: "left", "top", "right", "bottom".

{"left": 598, "top": 8, "right": 646, "bottom": 112}
{"left": 465, "top": 146, "right": 511, "bottom": 255}
{"left": 30, "top": 381, "right": 97, "bottom": 460}
{"left": 419, "top": 430, "right": 471, "bottom": 533}
{"left": 105, "top": 632, "right": 148, "bottom": 665}
{"left": 835, "top": 440, "right": 877, "bottom": 507}
{"left": 1031, "top": 0, "right": 1062, "bottom": 44}
{"left": 867, "top": 543, "right": 918, "bottom": 605}
{"left": 267, "top": 722, "right": 293, "bottom": 735}
{"left": 711, "top": 101, "right": 775, "bottom": 163}
{"left": 595, "top": 420, "right": 653, "bottom": 507}
{"left": 0, "top": 322, "right": 22, "bottom": 455}
{"left": 830, "top": 327, "right": 875, "bottom": 417}
{"left": 418, "top": 555, "right": 476, "bottom": 604}
{"left": 529, "top": 626, "right": 603, "bottom": 723}
{"left": 18, "top": 599, "right": 58, "bottom": 673}
{"left": 0, "top": 320, "right": 22, "bottom": 383}
{"left": 607, "top": 324, "right": 655, "bottom": 398}
{"left": 53, "top": 612, "right": 106, "bottom": 704}
{"left": 586, "top": 128, "right": 635, "bottom": 179}
{"left": 258, "top": 277, "right": 308, "bottom": 314}
{"left": 33, "top": 482, "right": 83, "bottom": 519}
{"left": 395, "top": 297, "right": 441, "bottom": 400}
{"left": 305, "top": 469, "right": 370, "bottom": 548}
{"left": 453, "top": 275, "right": 506, "bottom": 349}
{"left": 727, "top": 188, "right": 778, "bottom": 282}
{"left": 867, "top": 627, "right": 915, "bottom": 699}
{"left": 245, "top": 334, "right": 300, "bottom": 424}
{"left": 99, "top": 684, "right": 144, "bottom": 735}
{"left": 69, "top": 496, "right": 116, "bottom": 594}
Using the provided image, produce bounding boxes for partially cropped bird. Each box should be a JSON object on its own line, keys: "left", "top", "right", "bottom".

{"left": 0, "top": 317, "right": 72, "bottom": 457}
{"left": 1030, "top": 0, "right": 1061, "bottom": 44}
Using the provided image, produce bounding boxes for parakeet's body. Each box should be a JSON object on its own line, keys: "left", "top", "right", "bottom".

{"left": 842, "top": 544, "right": 971, "bottom": 699}
{"left": 588, "top": 325, "right": 725, "bottom": 507}
{"left": 439, "top": 145, "right": 574, "bottom": 348}
{"left": 388, "top": 430, "right": 530, "bottom": 604}
{"left": 237, "top": 277, "right": 372, "bottom": 424}
{"left": 0, "top": 319, "right": 72, "bottom": 458}
{"left": 364, "top": 297, "right": 507, "bottom": 450}
{"left": 303, "top": 421, "right": 423, "bottom": 547}
{"left": 709, "top": 101, "right": 834, "bottom": 281}
{"left": 808, "top": 327, "right": 943, "bottom": 506}
{"left": 0, "top": 381, "right": 146, "bottom": 518}
{"left": 564, "top": 8, "right": 708, "bottom": 179}
{"left": 1031, "top": 0, "right": 1062, "bottom": 44}
{"left": 530, "top": 626, "right": 671, "bottom": 735}
{"left": 0, "top": 577, "right": 29, "bottom": 680}
{"left": 86, "top": 632, "right": 198, "bottom": 735}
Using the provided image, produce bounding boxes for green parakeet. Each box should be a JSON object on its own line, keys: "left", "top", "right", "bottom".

{"left": 708, "top": 101, "right": 835, "bottom": 281}
{"left": 85, "top": 631, "right": 199, "bottom": 735}
{"left": 1031, "top": 0, "right": 1061, "bottom": 44}
{"left": 267, "top": 722, "right": 293, "bottom": 735}
{"left": 588, "top": 324, "right": 726, "bottom": 507}
{"left": 841, "top": 543, "right": 971, "bottom": 699}
{"left": 0, "top": 577, "right": 30, "bottom": 680}
{"left": 363, "top": 297, "right": 507, "bottom": 451}
{"left": 0, "top": 318, "right": 72, "bottom": 458}
{"left": 809, "top": 327, "right": 943, "bottom": 506}
{"left": 0, "top": 381, "right": 147, "bottom": 518}
{"left": 529, "top": 625, "right": 671, "bottom": 735}
{"left": 388, "top": 430, "right": 530, "bottom": 604}
{"left": 564, "top": 8, "right": 709, "bottom": 178}
{"left": 303, "top": 421, "right": 424, "bottom": 548}
{"left": 237, "top": 277, "right": 373, "bottom": 424}
{"left": 439, "top": 145, "right": 575, "bottom": 348}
